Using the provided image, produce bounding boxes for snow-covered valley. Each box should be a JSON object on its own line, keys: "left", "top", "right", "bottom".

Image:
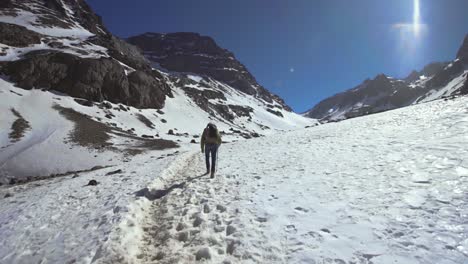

{"left": 2, "top": 92, "right": 467, "bottom": 263}
{"left": 1, "top": 1, "right": 468, "bottom": 263}
{"left": 126, "top": 95, "right": 468, "bottom": 264}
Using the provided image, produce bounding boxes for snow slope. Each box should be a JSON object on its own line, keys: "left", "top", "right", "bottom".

{"left": 125, "top": 95, "right": 468, "bottom": 263}
{"left": 0, "top": 148, "right": 180, "bottom": 263}
{"left": 0, "top": 78, "right": 117, "bottom": 182}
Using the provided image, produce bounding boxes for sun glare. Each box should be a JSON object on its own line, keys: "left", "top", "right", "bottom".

{"left": 413, "top": 0, "right": 421, "bottom": 36}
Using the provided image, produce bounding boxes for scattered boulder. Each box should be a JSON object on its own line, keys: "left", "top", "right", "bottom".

{"left": 216, "top": 204, "right": 227, "bottom": 212}
{"left": 190, "top": 139, "right": 196, "bottom": 144}
{"left": 251, "top": 132, "right": 260, "bottom": 138}
{"left": 193, "top": 215, "right": 203, "bottom": 227}
{"left": 106, "top": 169, "right": 122, "bottom": 176}
{"left": 168, "top": 129, "right": 174, "bottom": 135}
{"left": 161, "top": 119, "right": 167, "bottom": 123}
{"left": 177, "top": 231, "right": 189, "bottom": 242}
{"left": 141, "top": 134, "right": 154, "bottom": 139}
{"left": 100, "top": 101, "right": 112, "bottom": 109}
{"left": 4, "top": 193, "right": 13, "bottom": 198}
{"left": 176, "top": 222, "right": 187, "bottom": 231}
{"left": 266, "top": 108, "right": 284, "bottom": 118}
{"left": 87, "top": 180, "right": 98, "bottom": 186}
{"left": 226, "top": 225, "right": 236, "bottom": 236}
{"left": 118, "top": 104, "right": 128, "bottom": 111}
{"left": 195, "top": 248, "right": 211, "bottom": 261}
{"left": 203, "top": 204, "right": 211, "bottom": 213}
{"left": 74, "top": 98, "right": 94, "bottom": 107}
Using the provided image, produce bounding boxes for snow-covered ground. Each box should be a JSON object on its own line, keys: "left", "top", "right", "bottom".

{"left": 123, "top": 96, "right": 468, "bottom": 264}
{"left": 0, "top": 148, "right": 181, "bottom": 263}
{"left": 1, "top": 81, "right": 467, "bottom": 263}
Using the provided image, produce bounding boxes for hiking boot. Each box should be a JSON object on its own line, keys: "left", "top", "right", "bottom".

{"left": 210, "top": 171, "right": 215, "bottom": 178}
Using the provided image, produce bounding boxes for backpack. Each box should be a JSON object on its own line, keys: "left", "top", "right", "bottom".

{"left": 205, "top": 124, "right": 218, "bottom": 143}
{"left": 207, "top": 124, "right": 217, "bottom": 138}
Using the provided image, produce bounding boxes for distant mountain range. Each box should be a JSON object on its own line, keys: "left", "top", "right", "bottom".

{"left": 305, "top": 35, "right": 468, "bottom": 121}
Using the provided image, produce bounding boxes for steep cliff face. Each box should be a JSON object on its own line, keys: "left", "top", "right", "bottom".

{"left": 0, "top": 0, "right": 170, "bottom": 109}
{"left": 305, "top": 35, "right": 468, "bottom": 122}
{"left": 127, "top": 32, "right": 292, "bottom": 111}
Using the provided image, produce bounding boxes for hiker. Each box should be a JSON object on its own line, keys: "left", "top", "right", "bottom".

{"left": 201, "top": 122, "right": 222, "bottom": 178}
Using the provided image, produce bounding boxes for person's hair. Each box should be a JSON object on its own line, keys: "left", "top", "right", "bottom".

{"left": 207, "top": 124, "right": 217, "bottom": 138}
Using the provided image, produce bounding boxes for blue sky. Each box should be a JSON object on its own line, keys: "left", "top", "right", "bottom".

{"left": 87, "top": 0, "right": 468, "bottom": 112}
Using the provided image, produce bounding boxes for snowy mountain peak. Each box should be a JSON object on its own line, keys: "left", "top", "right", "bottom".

{"left": 457, "top": 34, "right": 468, "bottom": 61}
{"left": 127, "top": 32, "right": 292, "bottom": 112}
{"left": 305, "top": 39, "right": 467, "bottom": 122}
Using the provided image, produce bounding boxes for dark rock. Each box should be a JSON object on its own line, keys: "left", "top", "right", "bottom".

{"left": 168, "top": 129, "right": 174, "bottom": 135}
{"left": 141, "top": 134, "right": 154, "bottom": 139}
{"left": 195, "top": 248, "right": 211, "bottom": 260}
{"left": 266, "top": 108, "right": 284, "bottom": 118}
{"left": 190, "top": 139, "right": 196, "bottom": 143}
{"left": 87, "top": 179, "right": 98, "bottom": 186}
{"left": 127, "top": 70, "right": 169, "bottom": 109}
{"left": 457, "top": 34, "right": 468, "bottom": 62}
{"left": 157, "top": 109, "right": 164, "bottom": 114}
{"left": 74, "top": 98, "right": 94, "bottom": 107}
{"left": 229, "top": 104, "right": 253, "bottom": 117}
{"left": 4, "top": 51, "right": 168, "bottom": 109}
{"left": 118, "top": 104, "right": 128, "bottom": 111}
{"left": 0, "top": 22, "right": 43, "bottom": 47}
{"left": 127, "top": 32, "right": 292, "bottom": 111}
{"left": 160, "top": 119, "right": 167, "bottom": 123}
{"left": 106, "top": 169, "right": 122, "bottom": 175}
{"left": 226, "top": 225, "right": 236, "bottom": 236}
{"left": 100, "top": 102, "right": 112, "bottom": 109}
{"left": 4, "top": 193, "right": 12, "bottom": 198}
{"left": 136, "top": 113, "right": 155, "bottom": 129}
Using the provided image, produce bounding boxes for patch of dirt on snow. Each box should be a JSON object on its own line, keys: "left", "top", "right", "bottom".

{"left": 111, "top": 130, "right": 178, "bottom": 157}
{"left": 53, "top": 104, "right": 113, "bottom": 150}
{"left": 54, "top": 104, "right": 178, "bottom": 155}
{"left": 9, "top": 108, "right": 31, "bottom": 142}
{"left": 136, "top": 113, "right": 155, "bottom": 129}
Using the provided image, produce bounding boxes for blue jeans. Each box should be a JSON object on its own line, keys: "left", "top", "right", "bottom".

{"left": 205, "top": 144, "right": 218, "bottom": 172}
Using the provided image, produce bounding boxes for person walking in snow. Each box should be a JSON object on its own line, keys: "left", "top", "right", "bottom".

{"left": 201, "top": 122, "right": 222, "bottom": 178}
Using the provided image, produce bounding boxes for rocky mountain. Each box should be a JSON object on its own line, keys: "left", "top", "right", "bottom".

{"left": 0, "top": 0, "right": 314, "bottom": 182}
{"left": 127, "top": 32, "right": 291, "bottom": 111}
{"left": 0, "top": 0, "right": 311, "bottom": 133}
{"left": 305, "top": 35, "right": 468, "bottom": 121}
{"left": 0, "top": 0, "right": 170, "bottom": 109}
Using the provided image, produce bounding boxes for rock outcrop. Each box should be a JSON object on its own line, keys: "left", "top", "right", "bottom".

{"left": 3, "top": 51, "right": 169, "bottom": 108}
{"left": 127, "top": 32, "right": 292, "bottom": 111}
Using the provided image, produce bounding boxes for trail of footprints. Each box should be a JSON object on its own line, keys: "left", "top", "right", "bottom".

{"left": 138, "top": 154, "right": 248, "bottom": 263}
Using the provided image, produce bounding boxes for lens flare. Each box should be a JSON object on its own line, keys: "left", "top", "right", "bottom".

{"left": 413, "top": 0, "right": 421, "bottom": 36}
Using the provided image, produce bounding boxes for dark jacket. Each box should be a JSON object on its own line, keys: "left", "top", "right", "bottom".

{"left": 201, "top": 127, "right": 222, "bottom": 151}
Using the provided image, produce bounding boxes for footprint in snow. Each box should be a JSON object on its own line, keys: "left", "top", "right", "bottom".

{"left": 294, "top": 207, "right": 309, "bottom": 213}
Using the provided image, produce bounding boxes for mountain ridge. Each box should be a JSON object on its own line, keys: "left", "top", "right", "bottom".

{"left": 305, "top": 35, "right": 468, "bottom": 121}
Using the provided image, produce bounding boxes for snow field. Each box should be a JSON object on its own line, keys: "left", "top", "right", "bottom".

{"left": 0, "top": 147, "right": 181, "bottom": 264}
{"left": 127, "top": 95, "right": 468, "bottom": 263}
